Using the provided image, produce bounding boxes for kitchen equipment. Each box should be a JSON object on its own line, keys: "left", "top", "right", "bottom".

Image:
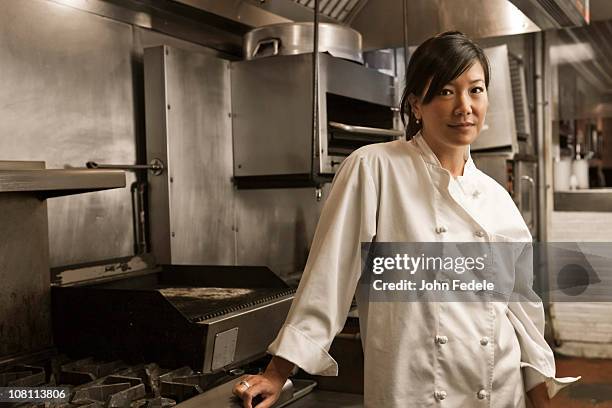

{"left": 244, "top": 22, "right": 363, "bottom": 64}
{"left": 0, "top": 354, "right": 317, "bottom": 407}
{"left": 0, "top": 161, "right": 125, "bottom": 360}
{"left": 52, "top": 265, "right": 295, "bottom": 374}
{"left": 472, "top": 154, "right": 538, "bottom": 238}
{"left": 231, "top": 52, "right": 401, "bottom": 188}
{"left": 470, "top": 45, "right": 518, "bottom": 153}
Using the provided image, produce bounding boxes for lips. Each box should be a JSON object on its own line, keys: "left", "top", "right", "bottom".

{"left": 448, "top": 123, "right": 475, "bottom": 127}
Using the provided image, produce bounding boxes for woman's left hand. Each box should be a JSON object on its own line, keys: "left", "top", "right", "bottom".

{"left": 527, "top": 382, "right": 551, "bottom": 408}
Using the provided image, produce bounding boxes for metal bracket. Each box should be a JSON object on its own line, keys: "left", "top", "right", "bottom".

{"left": 86, "top": 158, "right": 165, "bottom": 176}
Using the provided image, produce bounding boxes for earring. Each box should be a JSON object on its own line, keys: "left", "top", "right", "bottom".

{"left": 415, "top": 118, "right": 421, "bottom": 125}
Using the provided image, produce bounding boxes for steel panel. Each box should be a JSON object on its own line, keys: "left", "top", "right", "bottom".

{"left": 234, "top": 186, "right": 328, "bottom": 277}
{"left": 471, "top": 45, "right": 519, "bottom": 152}
{"left": 145, "top": 46, "right": 235, "bottom": 265}
{"left": 0, "top": 193, "right": 51, "bottom": 357}
{"left": 0, "top": 0, "right": 136, "bottom": 266}
{"left": 231, "top": 54, "right": 315, "bottom": 177}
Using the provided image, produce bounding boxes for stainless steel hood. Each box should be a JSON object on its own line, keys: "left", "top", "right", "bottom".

{"left": 508, "top": 0, "right": 589, "bottom": 29}
{"left": 170, "top": 0, "right": 589, "bottom": 51}
{"left": 351, "top": 0, "right": 541, "bottom": 49}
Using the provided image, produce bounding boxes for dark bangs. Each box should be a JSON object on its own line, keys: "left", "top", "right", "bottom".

{"left": 400, "top": 31, "right": 490, "bottom": 138}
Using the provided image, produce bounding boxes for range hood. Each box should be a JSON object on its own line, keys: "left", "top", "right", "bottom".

{"left": 169, "top": 0, "right": 589, "bottom": 51}
{"left": 508, "top": 0, "right": 589, "bottom": 29}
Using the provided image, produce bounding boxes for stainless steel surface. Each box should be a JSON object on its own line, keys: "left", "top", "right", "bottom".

{"left": 144, "top": 45, "right": 326, "bottom": 273}
{"left": 244, "top": 22, "right": 363, "bottom": 63}
{"left": 49, "top": 0, "right": 245, "bottom": 56}
{"left": 175, "top": 378, "right": 316, "bottom": 408}
{"left": 144, "top": 45, "right": 235, "bottom": 265}
{"left": 232, "top": 53, "right": 314, "bottom": 177}
{"left": 234, "top": 186, "right": 327, "bottom": 276}
{"left": 201, "top": 295, "right": 293, "bottom": 373}
{"left": 0, "top": 0, "right": 136, "bottom": 267}
{"left": 0, "top": 159, "right": 125, "bottom": 359}
{"left": 351, "top": 0, "right": 539, "bottom": 50}
{"left": 509, "top": 0, "right": 589, "bottom": 29}
{"left": 472, "top": 154, "right": 511, "bottom": 189}
{"left": 292, "top": 0, "right": 368, "bottom": 23}
{"left": 212, "top": 327, "right": 239, "bottom": 371}
{"left": 0, "top": 192, "right": 51, "bottom": 358}
{"left": 173, "top": 0, "right": 291, "bottom": 27}
{"left": 0, "top": 168, "right": 125, "bottom": 198}
{"left": 278, "top": 389, "right": 363, "bottom": 407}
{"left": 328, "top": 121, "right": 403, "bottom": 138}
{"left": 231, "top": 52, "right": 396, "bottom": 179}
{"left": 471, "top": 45, "right": 518, "bottom": 152}
{"left": 554, "top": 190, "right": 612, "bottom": 212}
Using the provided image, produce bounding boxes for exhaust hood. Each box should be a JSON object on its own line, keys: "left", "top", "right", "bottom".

{"left": 508, "top": 0, "right": 589, "bottom": 29}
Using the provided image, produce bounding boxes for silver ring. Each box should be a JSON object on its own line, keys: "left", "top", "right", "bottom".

{"left": 239, "top": 380, "right": 251, "bottom": 390}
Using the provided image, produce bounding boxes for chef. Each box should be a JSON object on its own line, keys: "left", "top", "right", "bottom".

{"left": 233, "top": 31, "right": 579, "bottom": 408}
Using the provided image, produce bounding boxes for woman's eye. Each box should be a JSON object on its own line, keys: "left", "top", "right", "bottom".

{"left": 440, "top": 89, "right": 453, "bottom": 96}
{"left": 472, "top": 87, "right": 485, "bottom": 94}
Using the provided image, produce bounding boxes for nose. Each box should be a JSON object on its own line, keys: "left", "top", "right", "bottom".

{"left": 454, "top": 92, "right": 472, "bottom": 117}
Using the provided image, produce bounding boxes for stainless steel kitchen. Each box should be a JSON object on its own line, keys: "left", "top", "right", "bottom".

{"left": 1, "top": 0, "right": 612, "bottom": 407}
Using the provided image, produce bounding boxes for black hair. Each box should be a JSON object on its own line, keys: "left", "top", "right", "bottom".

{"left": 399, "top": 31, "right": 490, "bottom": 139}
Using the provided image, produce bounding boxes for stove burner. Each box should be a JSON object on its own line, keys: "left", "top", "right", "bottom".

{"left": 0, "top": 365, "right": 46, "bottom": 387}
{"left": 0, "top": 356, "right": 242, "bottom": 407}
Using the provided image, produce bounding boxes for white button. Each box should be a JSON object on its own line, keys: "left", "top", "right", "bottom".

{"left": 434, "top": 390, "right": 447, "bottom": 400}
{"left": 435, "top": 335, "right": 448, "bottom": 345}
{"left": 474, "top": 230, "right": 486, "bottom": 238}
{"left": 435, "top": 226, "right": 448, "bottom": 234}
{"left": 472, "top": 190, "right": 481, "bottom": 198}
{"left": 477, "top": 389, "right": 488, "bottom": 399}
{"left": 480, "top": 337, "right": 489, "bottom": 346}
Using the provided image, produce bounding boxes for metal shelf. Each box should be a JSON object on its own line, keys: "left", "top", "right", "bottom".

{"left": 554, "top": 190, "right": 612, "bottom": 212}
{"left": 0, "top": 163, "right": 125, "bottom": 198}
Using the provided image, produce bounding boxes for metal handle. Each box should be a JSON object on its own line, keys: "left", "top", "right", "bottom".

{"left": 328, "top": 121, "right": 404, "bottom": 138}
{"left": 252, "top": 38, "right": 280, "bottom": 58}
{"left": 520, "top": 175, "right": 536, "bottom": 231}
{"left": 86, "top": 158, "right": 164, "bottom": 176}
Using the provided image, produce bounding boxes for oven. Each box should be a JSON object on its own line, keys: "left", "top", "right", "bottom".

{"left": 231, "top": 52, "right": 402, "bottom": 188}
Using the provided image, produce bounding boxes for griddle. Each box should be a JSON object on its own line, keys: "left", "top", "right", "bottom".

{"left": 52, "top": 265, "right": 295, "bottom": 373}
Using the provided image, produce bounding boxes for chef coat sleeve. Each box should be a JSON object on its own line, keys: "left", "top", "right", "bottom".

{"left": 506, "top": 243, "right": 581, "bottom": 398}
{"left": 267, "top": 153, "right": 377, "bottom": 376}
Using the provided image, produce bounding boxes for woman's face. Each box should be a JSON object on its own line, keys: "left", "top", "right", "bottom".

{"left": 410, "top": 61, "right": 488, "bottom": 149}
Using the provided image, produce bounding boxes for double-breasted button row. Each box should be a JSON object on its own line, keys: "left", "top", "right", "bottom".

{"left": 434, "top": 390, "right": 447, "bottom": 400}
{"left": 435, "top": 225, "right": 488, "bottom": 238}
{"left": 433, "top": 389, "right": 488, "bottom": 401}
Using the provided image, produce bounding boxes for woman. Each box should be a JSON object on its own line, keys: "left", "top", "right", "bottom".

{"left": 234, "top": 31, "right": 579, "bottom": 408}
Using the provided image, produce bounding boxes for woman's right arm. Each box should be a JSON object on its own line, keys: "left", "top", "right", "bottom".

{"left": 233, "top": 152, "right": 378, "bottom": 407}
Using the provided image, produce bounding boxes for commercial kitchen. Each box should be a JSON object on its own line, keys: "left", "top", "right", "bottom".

{"left": 1, "top": 0, "right": 612, "bottom": 406}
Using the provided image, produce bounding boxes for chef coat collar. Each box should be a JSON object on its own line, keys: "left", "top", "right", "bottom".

{"left": 412, "top": 131, "right": 477, "bottom": 177}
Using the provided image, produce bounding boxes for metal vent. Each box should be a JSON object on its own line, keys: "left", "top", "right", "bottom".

{"left": 537, "top": 0, "right": 576, "bottom": 26}
{"left": 508, "top": 55, "right": 531, "bottom": 141}
{"left": 509, "top": 0, "right": 589, "bottom": 29}
{"left": 294, "top": 0, "right": 367, "bottom": 23}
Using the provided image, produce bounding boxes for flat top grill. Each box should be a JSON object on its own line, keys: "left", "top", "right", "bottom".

{"left": 51, "top": 265, "right": 296, "bottom": 372}
{"left": 156, "top": 286, "right": 295, "bottom": 322}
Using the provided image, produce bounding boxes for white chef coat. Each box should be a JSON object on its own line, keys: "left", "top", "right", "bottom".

{"left": 268, "top": 133, "right": 579, "bottom": 407}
